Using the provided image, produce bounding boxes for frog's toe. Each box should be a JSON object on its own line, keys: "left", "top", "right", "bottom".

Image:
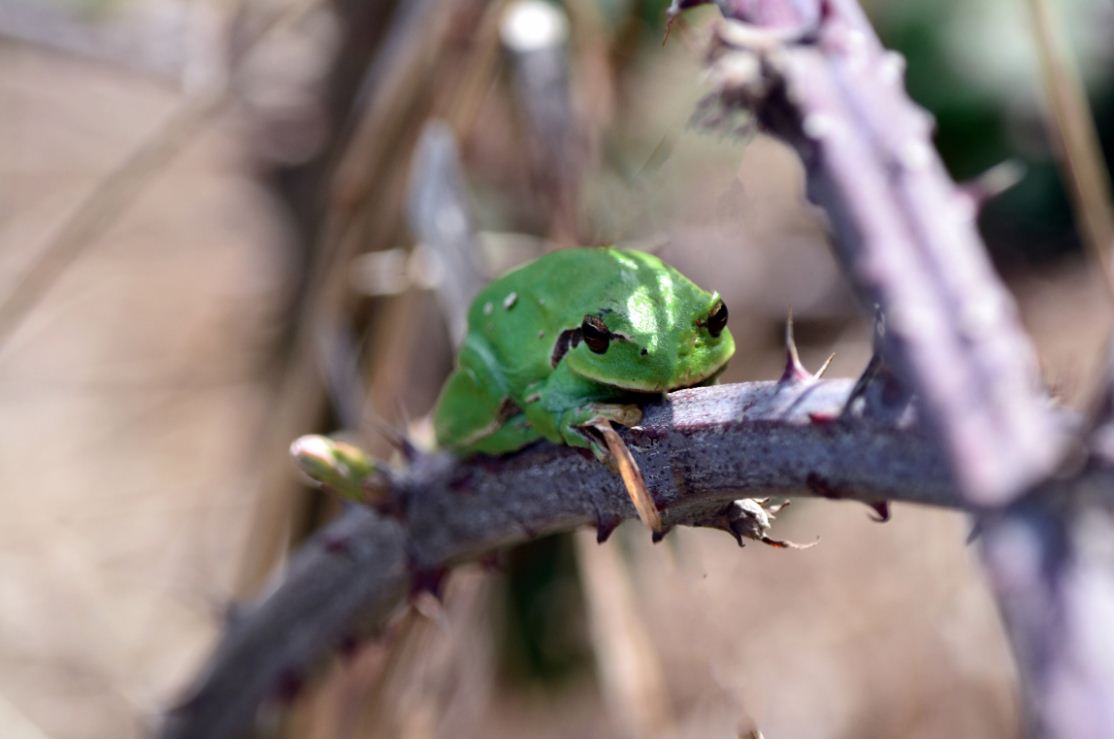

{"left": 587, "top": 436, "right": 612, "bottom": 465}
{"left": 590, "top": 404, "right": 642, "bottom": 428}
{"left": 553, "top": 423, "right": 609, "bottom": 467}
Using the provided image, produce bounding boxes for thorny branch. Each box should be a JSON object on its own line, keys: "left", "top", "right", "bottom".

{"left": 689, "top": 1, "right": 1114, "bottom": 737}
{"left": 697, "top": 0, "right": 1058, "bottom": 507}
{"left": 161, "top": 376, "right": 958, "bottom": 739}
{"left": 979, "top": 348, "right": 1114, "bottom": 739}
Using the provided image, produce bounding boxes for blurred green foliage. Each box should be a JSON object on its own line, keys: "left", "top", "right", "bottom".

{"left": 872, "top": 0, "right": 1114, "bottom": 264}
{"left": 497, "top": 534, "right": 594, "bottom": 685}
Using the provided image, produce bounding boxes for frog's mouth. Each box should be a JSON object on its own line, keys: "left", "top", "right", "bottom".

{"left": 670, "top": 362, "right": 729, "bottom": 391}
{"left": 576, "top": 354, "right": 732, "bottom": 394}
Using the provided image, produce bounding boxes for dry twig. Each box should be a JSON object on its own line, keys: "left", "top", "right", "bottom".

{"left": 1023, "top": 0, "right": 1114, "bottom": 295}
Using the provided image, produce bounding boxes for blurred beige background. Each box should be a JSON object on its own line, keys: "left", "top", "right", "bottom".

{"left": 1, "top": 0, "right": 1112, "bottom": 737}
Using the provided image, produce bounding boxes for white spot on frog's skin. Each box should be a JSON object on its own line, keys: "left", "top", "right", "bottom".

{"left": 504, "top": 292, "right": 518, "bottom": 310}
{"left": 537, "top": 329, "right": 545, "bottom": 339}
{"left": 483, "top": 302, "right": 493, "bottom": 316}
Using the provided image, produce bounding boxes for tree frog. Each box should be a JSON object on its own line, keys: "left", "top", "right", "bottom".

{"left": 433, "top": 247, "right": 735, "bottom": 460}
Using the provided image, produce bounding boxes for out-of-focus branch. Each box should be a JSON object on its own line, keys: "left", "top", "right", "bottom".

{"left": 159, "top": 376, "right": 965, "bottom": 739}
{"left": 234, "top": 0, "right": 473, "bottom": 595}
{"left": 695, "top": 0, "right": 1058, "bottom": 507}
{"left": 680, "top": 2, "right": 1114, "bottom": 736}
{"left": 981, "top": 473, "right": 1114, "bottom": 739}
{"left": 0, "top": 0, "right": 326, "bottom": 357}
{"left": 407, "top": 121, "right": 489, "bottom": 344}
{"left": 162, "top": 511, "right": 409, "bottom": 739}
{"left": 500, "top": 0, "right": 583, "bottom": 242}
{"left": 981, "top": 343, "right": 1114, "bottom": 739}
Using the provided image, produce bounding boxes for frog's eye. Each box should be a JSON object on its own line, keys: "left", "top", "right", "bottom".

{"left": 707, "top": 300, "right": 728, "bottom": 337}
{"left": 581, "top": 315, "right": 610, "bottom": 354}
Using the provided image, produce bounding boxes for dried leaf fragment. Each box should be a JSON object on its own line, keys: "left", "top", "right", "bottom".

{"left": 593, "top": 421, "right": 662, "bottom": 533}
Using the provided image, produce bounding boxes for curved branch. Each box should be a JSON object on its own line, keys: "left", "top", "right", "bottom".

{"left": 159, "top": 377, "right": 959, "bottom": 739}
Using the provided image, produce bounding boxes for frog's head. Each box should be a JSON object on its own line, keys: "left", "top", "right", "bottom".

{"left": 560, "top": 252, "right": 736, "bottom": 393}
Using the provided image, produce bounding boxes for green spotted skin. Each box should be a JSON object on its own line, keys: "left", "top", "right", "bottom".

{"left": 433, "top": 247, "right": 735, "bottom": 456}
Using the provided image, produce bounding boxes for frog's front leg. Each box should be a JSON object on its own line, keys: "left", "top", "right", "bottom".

{"left": 523, "top": 362, "right": 662, "bottom": 530}
{"left": 522, "top": 361, "right": 642, "bottom": 461}
{"left": 558, "top": 403, "right": 643, "bottom": 462}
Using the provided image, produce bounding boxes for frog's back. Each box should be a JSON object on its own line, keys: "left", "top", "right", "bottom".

{"left": 463, "top": 248, "right": 640, "bottom": 387}
{"left": 467, "top": 248, "right": 629, "bottom": 322}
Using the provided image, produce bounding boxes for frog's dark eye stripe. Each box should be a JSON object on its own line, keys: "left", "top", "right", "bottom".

{"left": 550, "top": 328, "right": 580, "bottom": 367}
{"left": 706, "top": 300, "right": 728, "bottom": 338}
{"left": 581, "top": 315, "right": 610, "bottom": 354}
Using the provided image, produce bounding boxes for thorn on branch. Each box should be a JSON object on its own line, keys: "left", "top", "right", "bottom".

{"left": 841, "top": 311, "right": 914, "bottom": 423}
{"left": 966, "top": 519, "right": 983, "bottom": 544}
{"left": 323, "top": 531, "right": 355, "bottom": 557}
{"left": 815, "top": 351, "right": 836, "bottom": 379}
{"left": 806, "top": 472, "right": 891, "bottom": 521}
{"left": 337, "top": 634, "right": 359, "bottom": 662}
{"left": 596, "top": 516, "right": 621, "bottom": 544}
{"left": 781, "top": 310, "right": 809, "bottom": 384}
{"left": 480, "top": 550, "right": 507, "bottom": 573}
{"left": 808, "top": 410, "right": 839, "bottom": 426}
{"left": 806, "top": 471, "right": 843, "bottom": 500}
{"left": 409, "top": 566, "right": 447, "bottom": 603}
{"left": 958, "top": 160, "right": 1025, "bottom": 214}
{"left": 366, "top": 415, "right": 416, "bottom": 460}
{"left": 271, "top": 668, "right": 304, "bottom": 707}
{"left": 841, "top": 351, "right": 880, "bottom": 417}
{"left": 777, "top": 311, "right": 835, "bottom": 388}
{"left": 411, "top": 591, "right": 449, "bottom": 627}
{"left": 867, "top": 500, "right": 891, "bottom": 522}
{"left": 337, "top": 633, "right": 365, "bottom": 663}
{"left": 779, "top": 309, "right": 826, "bottom": 386}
